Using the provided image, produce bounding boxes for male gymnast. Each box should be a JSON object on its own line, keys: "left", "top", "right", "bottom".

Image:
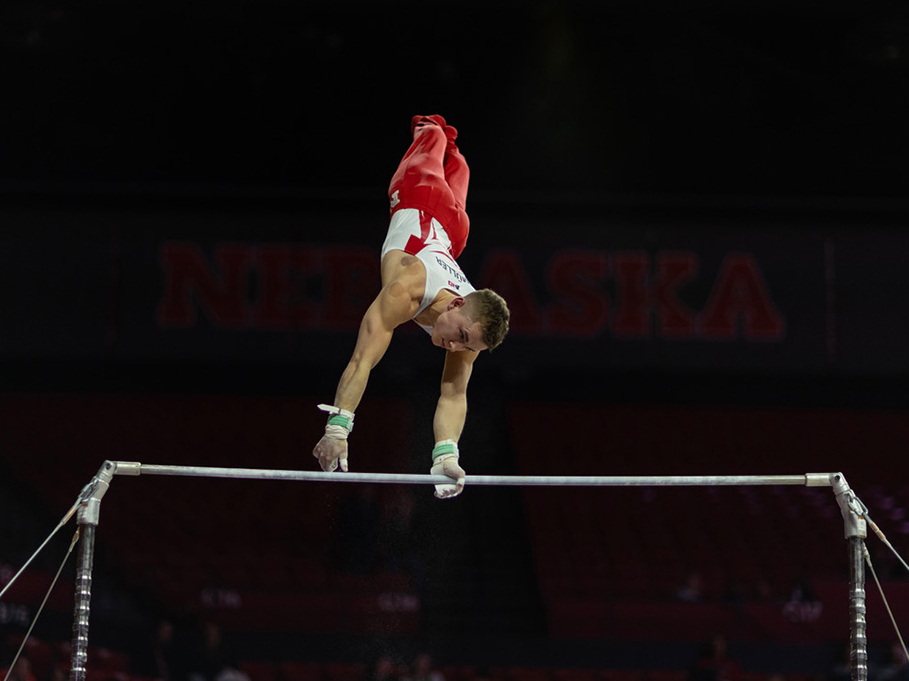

{"left": 312, "top": 115, "right": 510, "bottom": 499}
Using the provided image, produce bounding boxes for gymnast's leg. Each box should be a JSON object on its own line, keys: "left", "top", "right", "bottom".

{"left": 443, "top": 128, "right": 469, "bottom": 214}
{"left": 388, "top": 116, "right": 450, "bottom": 198}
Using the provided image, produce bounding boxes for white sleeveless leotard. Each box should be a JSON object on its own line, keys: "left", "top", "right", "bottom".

{"left": 381, "top": 208, "right": 476, "bottom": 334}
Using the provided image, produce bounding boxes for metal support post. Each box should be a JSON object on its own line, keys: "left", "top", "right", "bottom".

{"left": 832, "top": 472, "right": 869, "bottom": 681}
{"left": 69, "top": 461, "right": 114, "bottom": 681}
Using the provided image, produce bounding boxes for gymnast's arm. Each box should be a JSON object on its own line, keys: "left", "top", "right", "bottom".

{"left": 313, "top": 279, "right": 416, "bottom": 472}
{"left": 434, "top": 349, "right": 476, "bottom": 442}
{"left": 429, "top": 349, "right": 478, "bottom": 498}
{"left": 333, "top": 287, "right": 408, "bottom": 412}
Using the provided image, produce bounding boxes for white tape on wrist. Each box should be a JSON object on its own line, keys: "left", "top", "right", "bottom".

{"left": 432, "top": 439, "right": 459, "bottom": 463}
{"left": 318, "top": 403, "right": 355, "bottom": 435}
{"left": 324, "top": 424, "right": 349, "bottom": 441}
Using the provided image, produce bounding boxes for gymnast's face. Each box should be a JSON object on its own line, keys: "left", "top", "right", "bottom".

{"left": 432, "top": 299, "right": 487, "bottom": 353}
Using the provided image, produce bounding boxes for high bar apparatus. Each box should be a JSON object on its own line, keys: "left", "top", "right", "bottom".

{"left": 69, "top": 462, "right": 868, "bottom": 681}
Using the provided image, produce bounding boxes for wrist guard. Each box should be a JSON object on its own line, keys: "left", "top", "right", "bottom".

{"left": 432, "top": 438, "right": 459, "bottom": 463}
{"left": 318, "top": 404, "right": 355, "bottom": 440}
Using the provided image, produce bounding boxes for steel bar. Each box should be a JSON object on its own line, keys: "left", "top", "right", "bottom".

{"left": 111, "top": 462, "right": 828, "bottom": 487}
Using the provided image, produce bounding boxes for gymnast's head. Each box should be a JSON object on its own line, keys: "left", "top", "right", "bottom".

{"left": 431, "top": 289, "right": 510, "bottom": 353}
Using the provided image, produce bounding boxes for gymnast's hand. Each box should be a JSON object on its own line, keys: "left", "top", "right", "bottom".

{"left": 313, "top": 434, "right": 349, "bottom": 472}
{"left": 431, "top": 454, "right": 465, "bottom": 499}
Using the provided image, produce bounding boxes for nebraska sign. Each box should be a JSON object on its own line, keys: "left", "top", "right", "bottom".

{"left": 158, "top": 242, "right": 784, "bottom": 342}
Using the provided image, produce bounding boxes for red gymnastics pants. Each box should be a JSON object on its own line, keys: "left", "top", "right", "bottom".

{"left": 388, "top": 115, "right": 470, "bottom": 259}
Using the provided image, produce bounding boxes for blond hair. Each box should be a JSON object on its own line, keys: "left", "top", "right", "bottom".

{"left": 465, "top": 289, "right": 510, "bottom": 351}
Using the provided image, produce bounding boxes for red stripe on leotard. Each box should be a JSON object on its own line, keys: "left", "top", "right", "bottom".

{"left": 404, "top": 210, "right": 434, "bottom": 255}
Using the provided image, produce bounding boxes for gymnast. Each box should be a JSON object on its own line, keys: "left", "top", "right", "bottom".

{"left": 312, "top": 115, "right": 510, "bottom": 499}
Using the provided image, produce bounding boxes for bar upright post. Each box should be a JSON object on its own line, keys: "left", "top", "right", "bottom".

{"left": 832, "top": 472, "right": 868, "bottom": 681}
{"left": 69, "top": 462, "right": 114, "bottom": 681}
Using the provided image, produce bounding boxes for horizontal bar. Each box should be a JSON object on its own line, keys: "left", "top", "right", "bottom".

{"left": 112, "top": 462, "right": 828, "bottom": 487}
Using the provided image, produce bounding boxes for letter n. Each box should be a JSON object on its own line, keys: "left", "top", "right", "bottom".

{"left": 157, "top": 242, "right": 250, "bottom": 327}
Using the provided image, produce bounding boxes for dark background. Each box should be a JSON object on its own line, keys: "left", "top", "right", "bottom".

{"left": 2, "top": 1, "right": 909, "bottom": 680}
{"left": 2, "top": 0, "right": 908, "bottom": 198}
